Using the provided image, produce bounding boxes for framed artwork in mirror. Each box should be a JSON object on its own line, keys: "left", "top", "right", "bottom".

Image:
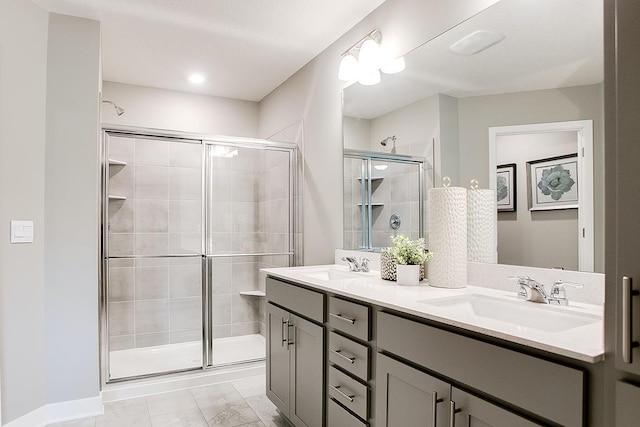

{"left": 526, "top": 153, "right": 578, "bottom": 211}
{"left": 496, "top": 163, "right": 516, "bottom": 212}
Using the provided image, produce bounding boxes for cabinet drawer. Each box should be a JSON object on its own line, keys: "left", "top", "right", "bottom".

{"left": 329, "top": 366, "right": 369, "bottom": 420}
{"left": 329, "top": 296, "right": 370, "bottom": 341}
{"left": 329, "top": 332, "right": 370, "bottom": 380}
{"left": 328, "top": 398, "right": 367, "bottom": 427}
{"left": 377, "top": 311, "right": 584, "bottom": 427}
{"left": 266, "top": 277, "right": 325, "bottom": 323}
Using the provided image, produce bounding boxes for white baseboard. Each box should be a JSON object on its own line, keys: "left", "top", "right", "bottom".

{"left": 4, "top": 395, "right": 103, "bottom": 427}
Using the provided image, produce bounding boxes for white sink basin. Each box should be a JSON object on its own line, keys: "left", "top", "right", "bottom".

{"left": 296, "top": 268, "right": 373, "bottom": 281}
{"left": 418, "top": 294, "right": 601, "bottom": 333}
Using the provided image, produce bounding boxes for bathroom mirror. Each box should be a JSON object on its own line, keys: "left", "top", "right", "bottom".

{"left": 342, "top": 0, "right": 604, "bottom": 272}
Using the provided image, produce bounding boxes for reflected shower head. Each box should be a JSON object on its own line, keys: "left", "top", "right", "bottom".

{"left": 380, "top": 135, "right": 396, "bottom": 147}
{"left": 101, "top": 100, "right": 125, "bottom": 116}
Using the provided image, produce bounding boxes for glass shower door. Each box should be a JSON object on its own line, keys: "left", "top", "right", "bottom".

{"left": 343, "top": 151, "right": 425, "bottom": 250}
{"left": 204, "top": 141, "right": 295, "bottom": 368}
{"left": 103, "top": 132, "right": 204, "bottom": 381}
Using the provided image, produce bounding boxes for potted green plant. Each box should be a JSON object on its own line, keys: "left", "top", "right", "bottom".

{"left": 385, "top": 235, "right": 433, "bottom": 286}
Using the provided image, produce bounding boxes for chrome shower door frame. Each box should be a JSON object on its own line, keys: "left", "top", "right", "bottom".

{"left": 99, "top": 126, "right": 299, "bottom": 385}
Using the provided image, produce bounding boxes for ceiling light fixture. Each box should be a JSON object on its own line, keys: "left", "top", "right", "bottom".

{"left": 338, "top": 29, "right": 405, "bottom": 86}
{"left": 449, "top": 30, "right": 505, "bottom": 55}
{"left": 188, "top": 73, "right": 206, "bottom": 84}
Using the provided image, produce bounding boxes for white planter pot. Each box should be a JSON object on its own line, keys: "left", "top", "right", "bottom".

{"left": 396, "top": 264, "right": 420, "bottom": 286}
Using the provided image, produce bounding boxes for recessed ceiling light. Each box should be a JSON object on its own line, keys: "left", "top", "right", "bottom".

{"left": 188, "top": 73, "right": 206, "bottom": 84}
{"left": 449, "top": 30, "right": 505, "bottom": 55}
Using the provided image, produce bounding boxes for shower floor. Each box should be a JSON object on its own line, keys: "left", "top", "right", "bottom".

{"left": 110, "top": 334, "right": 265, "bottom": 380}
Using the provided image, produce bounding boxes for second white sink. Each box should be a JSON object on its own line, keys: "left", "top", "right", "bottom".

{"left": 418, "top": 294, "right": 600, "bottom": 333}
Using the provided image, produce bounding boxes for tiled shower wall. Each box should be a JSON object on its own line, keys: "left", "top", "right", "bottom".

{"left": 107, "top": 135, "right": 203, "bottom": 350}
{"left": 107, "top": 137, "right": 294, "bottom": 350}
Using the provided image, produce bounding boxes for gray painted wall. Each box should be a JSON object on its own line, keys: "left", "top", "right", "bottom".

{"left": 0, "top": 0, "right": 49, "bottom": 423}
{"left": 496, "top": 131, "right": 579, "bottom": 270}
{"left": 258, "top": 0, "right": 500, "bottom": 265}
{"left": 44, "top": 13, "right": 101, "bottom": 404}
{"left": 457, "top": 84, "right": 605, "bottom": 272}
{"left": 102, "top": 81, "right": 260, "bottom": 137}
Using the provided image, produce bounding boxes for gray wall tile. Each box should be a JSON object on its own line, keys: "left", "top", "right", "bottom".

{"left": 169, "top": 264, "right": 202, "bottom": 298}
{"left": 169, "top": 142, "right": 202, "bottom": 168}
{"left": 135, "top": 199, "right": 169, "bottom": 233}
{"left": 212, "top": 295, "right": 231, "bottom": 326}
{"left": 135, "top": 233, "right": 169, "bottom": 256}
{"left": 109, "top": 199, "right": 134, "bottom": 233}
{"left": 232, "top": 294, "right": 259, "bottom": 324}
{"left": 136, "top": 332, "right": 169, "bottom": 348}
{"left": 170, "top": 297, "right": 201, "bottom": 331}
{"left": 135, "top": 266, "right": 169, "bottom": 300}
{"left": 108, "top": 233, "right": 134, "bottom": 257}
{"left": 170, "top": 329, "right": 201, "bottom": 344}
{"left": 109, "top": 335, "right": 134, "bottom": 351}
{"left": 109, "top": 302, "right": 134, "bottom": 336}
{"left": 135, "top": 138, "right": 168, "bottom": 166}
{"left": 108, "top": 266, "right": 134, "bottom": 302}
{"left": 135, "top": 299, "right": 169, "bottom": 334}
{"left": 136, "top": 166, "right": 169, "bottom": 199}
{"left": 169, "top": 167, "right": 201, "bottom": 200}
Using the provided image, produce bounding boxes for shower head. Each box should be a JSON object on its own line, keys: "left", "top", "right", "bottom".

{"left": 380, "top": 135, "right": 396, "bottom": 147}
{"left": 101, "top": 100, "right": 125, "bottom": 116}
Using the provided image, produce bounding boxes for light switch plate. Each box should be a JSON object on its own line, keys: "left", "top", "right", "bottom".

{"left": 10, "top": 220, "right": 34, "bottom": 244}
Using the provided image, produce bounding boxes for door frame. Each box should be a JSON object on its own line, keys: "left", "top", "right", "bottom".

{"left": 489, "top": 120, "right": 595, "bottom": 272}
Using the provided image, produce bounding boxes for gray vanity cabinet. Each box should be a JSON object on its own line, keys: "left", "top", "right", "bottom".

{"left": 266, "top": 278, "right": 325, "bottom": 427}
{"left": 376, "top": 353, "right": 450, "bottom": 427}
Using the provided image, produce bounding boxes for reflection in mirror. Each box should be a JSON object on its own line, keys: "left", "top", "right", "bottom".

{"left": 342, "top": 0, "right": 603, "bottom": 272}
{"left": 343, "top": 151, "right": 424, "bottom": 250}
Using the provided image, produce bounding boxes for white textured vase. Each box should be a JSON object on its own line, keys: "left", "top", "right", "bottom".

{"left": 396, "top": 264, "right": 420, "bottom": 286}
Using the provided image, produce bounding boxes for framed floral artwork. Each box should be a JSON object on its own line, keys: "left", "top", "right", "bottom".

{"left": 496, "top": 163, "right": 517, "bottom": 212}
{"left": 526, "top": 154, "right": 578, "bottom": 211}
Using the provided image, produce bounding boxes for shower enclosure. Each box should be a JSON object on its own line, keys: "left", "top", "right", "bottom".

{"left": 101, "top": 128, "right": 297, "bottom": 382}
{"left": 343, "top": 150, "right": 425, "bottom": 250}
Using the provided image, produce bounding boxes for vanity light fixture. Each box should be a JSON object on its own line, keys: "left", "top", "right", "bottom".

{"left": 338, "top": 29, "right": 405, "bottom": 85}
{"left": 449, "top": 30, "right": 505, "bottom": 55}
{"left": 188, "top": 73, "right": 206, "bottom": 84}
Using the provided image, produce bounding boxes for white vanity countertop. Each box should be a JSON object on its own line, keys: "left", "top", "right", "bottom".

{"left": 262, "top": 265, "right": 604, "bottom": 364}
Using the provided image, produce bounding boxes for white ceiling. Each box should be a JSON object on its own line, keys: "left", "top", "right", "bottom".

{"left": 31, "top": 0, "right": 385, "bottom": 101}
{"left": 344, "top": 0, "right": 604, "bottom": 119}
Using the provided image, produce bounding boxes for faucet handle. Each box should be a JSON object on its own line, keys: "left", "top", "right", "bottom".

{"left": 359, "top": 258, "right": 371, "bottom": 272}
{"left": 551, "top": 280, "right": 583, "bottom": 296}
{"left": 341, "top": 257, "right": 357, "bottom": 271}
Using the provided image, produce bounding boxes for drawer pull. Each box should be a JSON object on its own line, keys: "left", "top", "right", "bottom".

{"left": 449, "top": 400, "right": 462, "bottom": 427}
{"left": 330, "top": 348, "right": 356, "bottom": 364}
{"left": 432, "top": 392, "right": 444, "bottom": 426}
{"left": 330, "top": 384, "right": 355, "bottom": 403}
{"left": 330, "top": 312, "right": 356, "bottom": 324}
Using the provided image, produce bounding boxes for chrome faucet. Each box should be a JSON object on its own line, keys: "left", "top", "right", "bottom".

{"left": 341, "top": 256, "right": 371, "bottom": 273}
{"left": 508, "top": 276, "right": 583, "bottom": 305}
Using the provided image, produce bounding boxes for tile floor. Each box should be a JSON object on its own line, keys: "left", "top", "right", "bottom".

{"left": 47, "top": 375, "right": 289, "bottom": 427}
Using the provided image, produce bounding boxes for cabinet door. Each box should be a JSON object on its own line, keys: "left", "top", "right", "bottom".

{"left": 450, "top": 387, "right": 541, "bottom": 427}
{"left": 266, "top": 303, "right": 290, "bottom": 416}
{"left": 376, "top": 353, "right": 450, "bottom": 427}
{"left": 289, "top": 314, "right": 324, "bottom": 427}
